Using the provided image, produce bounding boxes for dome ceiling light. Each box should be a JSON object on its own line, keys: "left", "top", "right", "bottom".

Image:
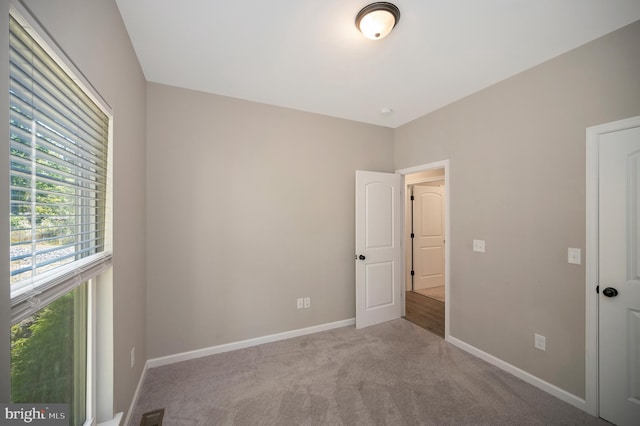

{"left": 355, "top": 2, "right": 401, "bottom": 40}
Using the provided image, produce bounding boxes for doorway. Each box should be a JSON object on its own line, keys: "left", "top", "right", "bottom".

{"left": 397, "top": 162, "right": 449, "bottom": 338}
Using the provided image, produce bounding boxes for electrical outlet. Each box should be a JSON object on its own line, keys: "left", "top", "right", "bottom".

{"left": 534, "top": 334, "right": 546, "bottom": 351}
{"left": 131, "top": 347, "right": 135, "bottom": 368}
{"left": 296, "top": 298, "right": 303, "bottom": 310}
{"left": 304, "top": 297, "right": 311, "bottom": 309}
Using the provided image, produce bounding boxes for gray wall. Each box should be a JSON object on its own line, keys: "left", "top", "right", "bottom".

{"left": 0, "top": 0, "right": 148, "bottom": 416}
{"left": 394, "top": 20, "right": 640, "bottom": 398}
{"left": 146, "top": 83, "right": 394, "bottom": 359}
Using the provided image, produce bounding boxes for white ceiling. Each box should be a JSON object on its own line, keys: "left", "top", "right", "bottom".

{"left": 115, "top": 0, "right": 640, "bottom": 128}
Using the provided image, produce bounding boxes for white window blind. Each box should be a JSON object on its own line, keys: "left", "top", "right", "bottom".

{"left": 9, "top": 14, "right": 112, "bottom": 324}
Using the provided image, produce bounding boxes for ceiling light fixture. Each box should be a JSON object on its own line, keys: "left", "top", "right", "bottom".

{"left": 355, "top": 2, "right": 400, "bottom": 40}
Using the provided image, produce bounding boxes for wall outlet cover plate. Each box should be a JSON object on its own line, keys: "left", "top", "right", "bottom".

{"left": 473, "top": 239, "right": 486, "bottom": 253}
{"left": 568, "top": 248, "right": 581, "bottom": 265}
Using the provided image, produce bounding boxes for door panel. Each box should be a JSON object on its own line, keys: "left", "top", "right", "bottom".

{"left": 365, "top": 182, "right": 394, "bottom": 249}
{"left": 355, "top": 171, "right": 402, "bottom": 329}
{"left": 420, "top": 247, "right": 443, "bottom": 277}
{"left": 365, "top": 261, "right": 394, "bottom": 308}
{"left": 599, "top": 125, "right": 640, "bottom": 426}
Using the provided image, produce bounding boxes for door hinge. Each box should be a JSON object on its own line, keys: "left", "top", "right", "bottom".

{"left": 596, "top": 285, "right": 599, "bottom": 294}
{"left": 410, "top": 195, "right": 414, "bottom": 201}
{"left": 410, "top": 233, "right": 415, "bottom": 239}
{"left": 410, "top": 270, "right": 415, "bottom": 276}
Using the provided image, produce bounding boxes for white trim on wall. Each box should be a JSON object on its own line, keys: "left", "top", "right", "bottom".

{"left": 123, "top": 360, "right": 148, "bottom": 426}
{"left": 585, "top": 115, "right": 640, "bottom": 417}
{"left": 396, "top": 160, "right": 451, "bottom": 339}
{"left": 448, "top": 337, "right": 587, "bottom": 411}
{"left": 146, "top": 318, "right": 355, "bottom": 369}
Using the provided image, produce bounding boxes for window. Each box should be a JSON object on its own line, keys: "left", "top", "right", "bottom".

{"left": 11, "top": 283, "right": 88, "bottom": 425}
{"left": 8, "top": 6, "right": 112, "bottom": 425}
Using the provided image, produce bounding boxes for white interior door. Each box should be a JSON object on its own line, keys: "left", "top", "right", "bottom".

{"left": 598, "top": 125, "right": 640, "bottom": 426}
{"left": 413, "top": 184, "right": 445, "bottom": 290}
{"left": 355, "top": 171, "right": 402, "bottom": 329}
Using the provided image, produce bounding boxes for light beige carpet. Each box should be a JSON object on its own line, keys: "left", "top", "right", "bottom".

{"left": 130, "top": 319, "right": 607, "bottom": 425}
{"left": 414, "top": 285, "right": 445, "bottom": 302}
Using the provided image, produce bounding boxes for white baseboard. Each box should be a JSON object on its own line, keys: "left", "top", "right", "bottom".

{"left": 147, "top": 318, "right": 356, "bottom": 369}
{"left": 123, "top": 360, "right": 149, "bottom": 426}
{"left": 125, "top": 318, "right": 354, "bottom": 424}
{"left": 446, "top": 336, "right": 587, "bottom": 411}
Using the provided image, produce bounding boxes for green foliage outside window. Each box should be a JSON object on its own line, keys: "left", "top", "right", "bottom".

{"left": 10, "top": 285, "right": 87, "bottom": 425}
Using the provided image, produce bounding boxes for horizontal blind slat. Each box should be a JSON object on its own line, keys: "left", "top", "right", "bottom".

{"left": 9, "top": 87, "right": 109, "bottom": 167}
{"left": 10, "top": 252, "right": 112, "bottom": 325}
{"left": 10, "top": 31, "right": 109, "bottom": 140}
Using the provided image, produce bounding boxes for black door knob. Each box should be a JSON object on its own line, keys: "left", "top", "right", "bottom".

{"left": 602, "top": 287, "right": 618, "bottom": 297}
{"left": 358, "top": 254, "right": 366, "bottom": 260}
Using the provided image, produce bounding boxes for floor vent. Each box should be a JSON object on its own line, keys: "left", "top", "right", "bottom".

{"left": 140, "top": 408, "right": 164, "bottom": 426}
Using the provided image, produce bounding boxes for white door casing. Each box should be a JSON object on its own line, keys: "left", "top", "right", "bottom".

{"left": 412, "top": 184, "right": 445, "bottom": 290}
{"left": 355, "top": 171, "right": 402, "bottom": 329}
{"left": 598, "top": 125, "right": 640, "bottom": 426}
